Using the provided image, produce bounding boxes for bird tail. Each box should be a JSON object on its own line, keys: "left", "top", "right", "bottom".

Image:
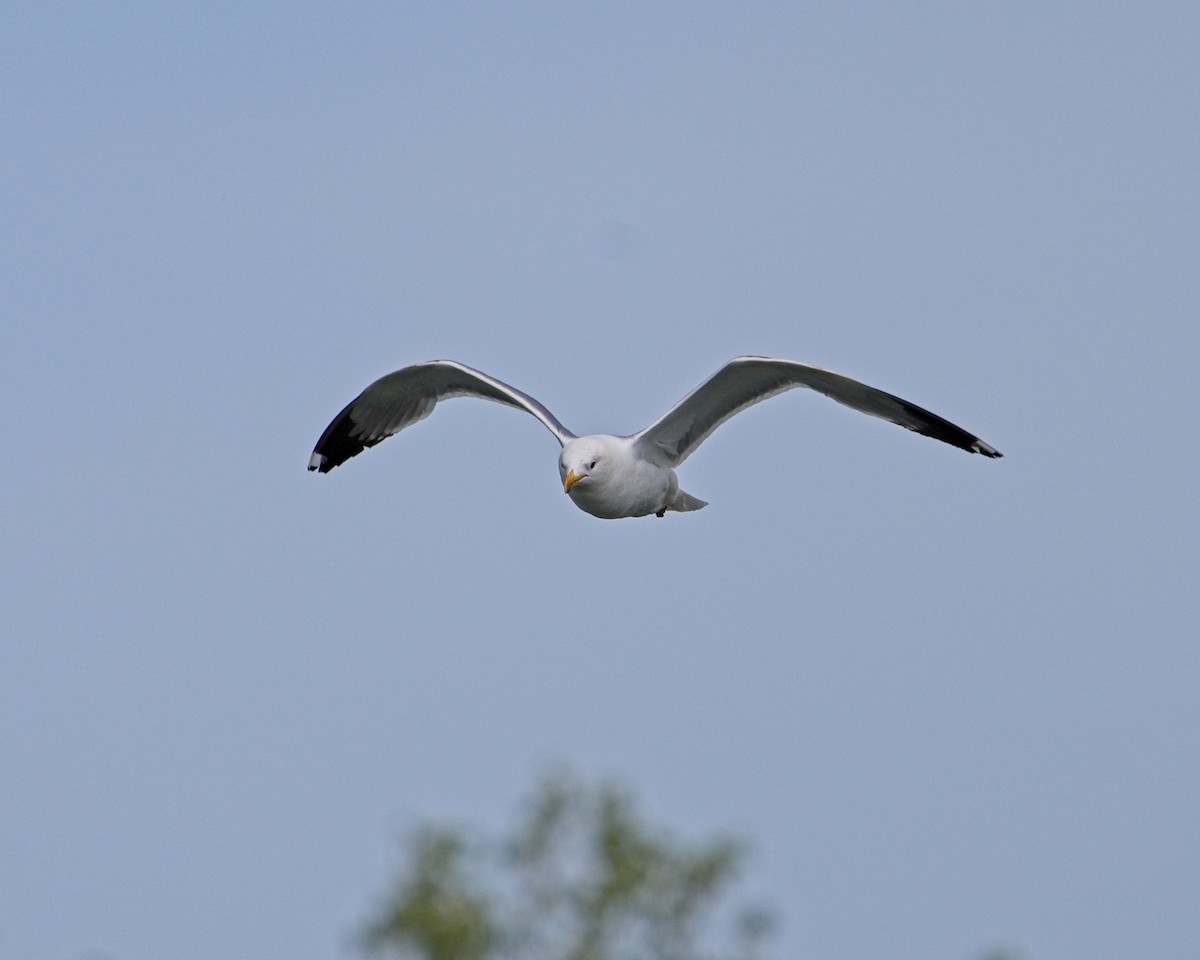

{"left": 669, "top": 489, "right": 708, "bottom": 513}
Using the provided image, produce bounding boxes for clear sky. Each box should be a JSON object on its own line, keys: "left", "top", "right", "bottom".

{"left": 2, "top": 3, "right": 1197, "bottom": 959}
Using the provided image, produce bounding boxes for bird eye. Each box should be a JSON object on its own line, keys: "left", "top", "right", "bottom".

{"left": 589, "top": 459, "right": 597, "bottom": 469}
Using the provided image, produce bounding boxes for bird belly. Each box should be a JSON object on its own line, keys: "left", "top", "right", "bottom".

{"left": 568, "top": 466, "right": 675, "bottom": 519}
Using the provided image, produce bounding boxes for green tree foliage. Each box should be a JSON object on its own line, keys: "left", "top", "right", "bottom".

{"left": 363, "top": 770, "right": 776, "bottom": 960}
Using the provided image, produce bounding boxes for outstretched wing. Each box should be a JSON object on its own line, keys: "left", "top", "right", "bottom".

{"left": 631, "top": 356, "right": 1002, "bottom": 467}
{"left": 308, "top": 360, "right": 577, "bottom": 473}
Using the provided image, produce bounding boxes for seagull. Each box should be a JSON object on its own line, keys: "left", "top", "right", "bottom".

{"left": 308, "top": 356, "right": 1002, "bottom": 519}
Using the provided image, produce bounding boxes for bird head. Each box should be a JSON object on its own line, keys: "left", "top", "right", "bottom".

{"left": 559, "top": 437, "right": 612, "bottom": 497}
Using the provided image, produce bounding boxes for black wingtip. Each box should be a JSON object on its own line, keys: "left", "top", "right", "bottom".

{"left": 896, "top": 395, "right": 1003, "bottom": 460}
{"left": 309, "top": 407, "right": 378, "bottom": 473}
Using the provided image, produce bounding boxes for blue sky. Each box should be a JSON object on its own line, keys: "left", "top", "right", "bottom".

{"left": 2, "top": 3, "right": 1197, "bottom": 959}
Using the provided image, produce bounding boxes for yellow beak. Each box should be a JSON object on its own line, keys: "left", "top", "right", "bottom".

{"left": 563, "top": 470, "right": 586, "bottom": 493}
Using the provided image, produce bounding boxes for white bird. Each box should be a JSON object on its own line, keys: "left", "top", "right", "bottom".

{"left": 308, "top": 356, "right": 1002, "bottom": 519}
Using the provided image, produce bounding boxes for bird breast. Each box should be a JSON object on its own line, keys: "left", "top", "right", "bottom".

{"left": 568, "top": 455, "right": 676, "bottom": 519}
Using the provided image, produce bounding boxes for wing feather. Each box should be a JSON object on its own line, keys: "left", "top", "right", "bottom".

{"left": 631, "top": 356, "right": 1002, "bottom": 466}
{"left": 308, "top": 360, "right": 576, "bottom": 473}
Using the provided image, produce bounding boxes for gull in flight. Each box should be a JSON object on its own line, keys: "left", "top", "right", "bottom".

{"left": 308, "top": 356, "right": 1002, "bottom": 519}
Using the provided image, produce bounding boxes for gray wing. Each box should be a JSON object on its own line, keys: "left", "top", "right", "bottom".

{"left": 631, "top": 356, "right": 1002, "bottom": 466}
{"left": 308, "top": 360, "right": 577, "bottom": 473}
